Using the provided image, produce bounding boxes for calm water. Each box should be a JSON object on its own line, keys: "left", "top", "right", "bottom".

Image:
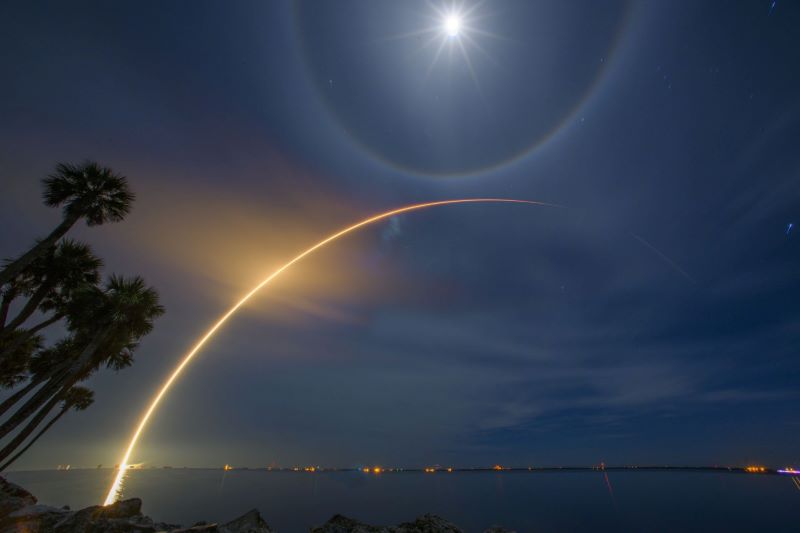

{"left": 6, "top": 469, "right": 798, "bottom": 532}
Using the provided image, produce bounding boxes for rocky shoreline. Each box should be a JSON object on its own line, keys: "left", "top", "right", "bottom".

{"left": 0, "top": 476, "right": 513, "bottom": 533}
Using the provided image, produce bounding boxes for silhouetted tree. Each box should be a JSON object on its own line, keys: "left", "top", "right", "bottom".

{"left": 0, "top": 332, "right": 42, "bottom": 389}
{"left": 0, "top": 276, "right": 163, "bottom": 460}
{"left": 0, "top": 161, "right": 162, "bottom": 466}
{"left": 0, "top": 386, "right": 93, "bottom": 471}
{"left": 0, "top": 161, "right": 133, "bottom": 287}
{"left": 0, "top": 339, "right": 78, "bottom": 419}
{"left": 0, "top": 240, "right": 101, "bottom": 360}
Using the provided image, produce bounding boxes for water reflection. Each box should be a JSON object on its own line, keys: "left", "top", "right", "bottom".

{"left": 6, "top": 469, "right": 798, "bottom": 532}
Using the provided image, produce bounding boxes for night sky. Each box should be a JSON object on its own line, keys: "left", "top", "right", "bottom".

{"left": 1, "top": 1, "right": 798, "bottom": 471}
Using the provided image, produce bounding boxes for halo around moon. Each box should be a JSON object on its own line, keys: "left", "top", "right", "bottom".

{"left": 292, "top": 1, "right": 633, "bottom": 177}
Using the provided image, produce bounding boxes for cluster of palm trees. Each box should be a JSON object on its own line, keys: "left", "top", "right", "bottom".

{"left": 0, "top": 161, "right": 164, "bottom": 470}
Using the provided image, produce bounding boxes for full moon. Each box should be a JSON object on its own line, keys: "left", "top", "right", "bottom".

{"left": 444, "top": 14, "right": 462, "bottom": 37}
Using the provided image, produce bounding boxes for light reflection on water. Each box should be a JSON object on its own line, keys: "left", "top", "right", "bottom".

{"left": 6, "top": 469, "right": 798, "bottom": 532}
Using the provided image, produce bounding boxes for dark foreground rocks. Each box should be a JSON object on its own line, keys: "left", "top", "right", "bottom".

{"left": 1, "top": 476, "right": 513, "bottom": 533}
{"left": 309, "top": 515, "right": 515, "bottom": 533}
{"left": 0, "top": 479, "right": 271, "bottom": 533}
{"left": 310, "top": 514, "right": 465, "bottom": 533}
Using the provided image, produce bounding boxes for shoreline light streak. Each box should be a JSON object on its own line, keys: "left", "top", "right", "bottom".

{"left": 103, "top": 198, "right": 559, "bottom": 505}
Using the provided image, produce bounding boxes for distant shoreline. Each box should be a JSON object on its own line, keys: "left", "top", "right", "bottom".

{"left": 8, "top": 465, "right": 790, "bottom": 475}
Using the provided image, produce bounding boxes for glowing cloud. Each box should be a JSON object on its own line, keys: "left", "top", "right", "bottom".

{"left": 103, "top": 198, "right": 559, "bottom": 505}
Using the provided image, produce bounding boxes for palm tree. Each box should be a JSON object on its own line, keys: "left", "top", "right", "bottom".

{"left": 0, "top": 386, "right": 93, "bottom": 472}
{"left": 0, "top": 336, "right": 134, "bottom": 460}
{"left": 0, "top": 339, "right": 78, "bottom": 418}
{"left": 0, "top": 161, "right": 134, "bottom": 287}
{"left": 0, "top": 240, "right": 101, "bottom": 346}
{"left": 0, "top": 284, "right": 19, "bottom": 328}
{"left": 0, "top": 332, "right": 42, "bottom": 389}
{"left": 0, "top": 338, "right": 81, "bottom": 436}
{"left": 0, "top": 275, "right": 163, "bottom": 444}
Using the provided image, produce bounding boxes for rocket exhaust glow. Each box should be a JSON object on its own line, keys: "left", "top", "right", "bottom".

{"left": 103, "top": 198, "right": 558, "bottom": 505}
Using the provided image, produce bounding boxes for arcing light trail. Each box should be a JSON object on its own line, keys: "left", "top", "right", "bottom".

{"left": 103, "top": 198, "right": 558, "bottom": 505}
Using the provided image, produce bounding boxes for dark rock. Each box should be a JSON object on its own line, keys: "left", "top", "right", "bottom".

{"left": 395, "top": 515, "right": 463, "bottom": 533}
{"left": 2, "top": 504, "right": 67, "bottom": 533}
{"left": 83, "top": 518, "right": 158, "bottom": 533}
{"left": 99, "top": 498, "right": 143, "bottom": 519}
{"left": 0, "top": 476, "right": 37, "bottom": 517}
{"left": 483, "top": 528, "right": 517, "bottom": 533}
{"left": 52, "top": 505, "right": 100, "bottom": 530}
{"left": 311, "top": 514, "right": 392, "bottom": 533}
{"left": 0, "top": 477, "right": 36, "bottom": 504}
{"left": 154, "top": 521, "right": 184, "bottom": 531}
{"left": 171, "top": 524, "right": 219, "bottom": 532}
{"left": 220, "top": 509, "right": 273, "bottom": 533}
{"left": 312, "top": 514, "right": 463, "bottom": 533}
{"left": 51, "top": 498, "right": 143, "bottom": 531}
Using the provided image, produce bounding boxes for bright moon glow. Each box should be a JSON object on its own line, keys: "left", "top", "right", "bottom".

{"left": 102, "top": 198, "right": 562, "bottom": 506}
{"left": 444, "top": 14, "right": 462, "bottom": 37}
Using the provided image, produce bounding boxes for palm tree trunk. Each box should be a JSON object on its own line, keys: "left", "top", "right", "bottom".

{"left": 0, "top": 355, "right": 71, "bottom": 418}
{"left": 0, "top": 213, "right": 80, "bottom": 288}
{"left": 0, "top": 329, "right": 106, "bottom": 438}
{"left": 0, "top": 374, "right": 67, "bottom": 439}
{"left": 0, "top": 379, "right": 40, "bottom": 418}
{"left": 0, "top": 287, "right": 18, "bottom": 328}
{"left": 26, "top": 314, "right": 64, "bottom": 336}
{"left": 2, "top": 282, "right": 52, "bottom": 334}
{"left": 0, "top": 388, "right": 66, "bottom": 464}
{"left": 0, "top": 405, "right": 67, "bottom": 471}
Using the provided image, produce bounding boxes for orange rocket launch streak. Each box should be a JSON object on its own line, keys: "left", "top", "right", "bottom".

{"left": 103, "top": 198, "right": 557, "bottom": 505}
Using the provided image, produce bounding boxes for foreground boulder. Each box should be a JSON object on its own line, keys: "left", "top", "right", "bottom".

{"left": 50, "top": 497, "right": 144, "bottom": 530}
{"left": 1, "top": 497, "right": 179, "bottom": 533}
{"left": 0, "top": 491, "right": 272, "bottom": 533}
{"left": 310, "top": 516, "right": 514, "bottom": 533}
{"left": 311, "top": 514, "right": 392, "bottom": 533}
{"left": 0, "top": 477, "right": 36, "bottom": 517}
{"left": 396, "top": 514, "right": 463, "bottom": 533}
{"left": 168, "top": 510, "right": 275, "bottom": 533}
{"left": 220, "top": 509, "right": 274, "bottom": 533}
{"left": 311, "top": 514, "right": 463, "bottom": 533}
